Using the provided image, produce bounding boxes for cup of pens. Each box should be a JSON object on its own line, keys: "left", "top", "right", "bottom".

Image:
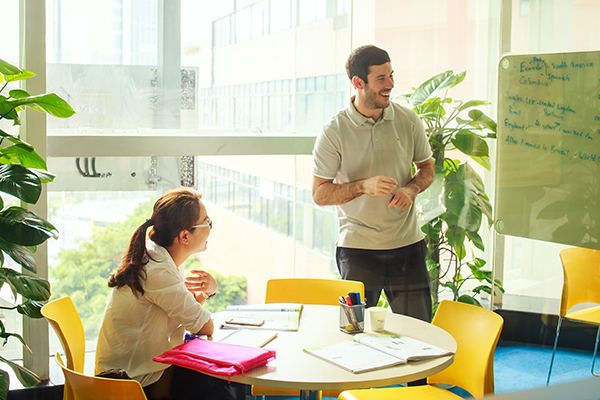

{"left": 339, "top": 293, "right": 365, "bottom": 333}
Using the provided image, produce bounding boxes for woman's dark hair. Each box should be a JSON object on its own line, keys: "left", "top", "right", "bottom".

{"left": 108, "top": 187, "right": 203, "bottom": 296}
{"left": 345, "top": 45, "right": 391, "bottom": 83}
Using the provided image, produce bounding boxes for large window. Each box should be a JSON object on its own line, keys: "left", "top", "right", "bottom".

{"left": 6, "top": 0, "right": 600, "bottom": 389}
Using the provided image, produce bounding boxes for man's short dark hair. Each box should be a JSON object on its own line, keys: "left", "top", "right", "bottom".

{"left": 345, "top": 45, "right": 391, "bottom": 84}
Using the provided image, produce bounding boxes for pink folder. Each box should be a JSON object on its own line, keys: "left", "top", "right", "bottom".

{"left": 153, "top": 338, "right": 276, "bottom": 380}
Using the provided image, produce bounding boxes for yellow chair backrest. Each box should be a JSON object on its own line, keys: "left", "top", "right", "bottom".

{"left": 427, "top": 300, "right": 504, "bottom": 398}
{"left": 558, "top": 247, "right": 600, "bottom": 317}
{"left": 56, "top": 353, "right": 147, "bottom": 400}
{"left": 265, "top": 278, "right": 364, "bottom": 305}
{"left": 41, "top": 297, "right": 86, "bottom": 374}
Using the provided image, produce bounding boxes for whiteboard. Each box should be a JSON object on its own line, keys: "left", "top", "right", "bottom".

{"left": 494, "top": 51, "right": 600, "bottom": 250}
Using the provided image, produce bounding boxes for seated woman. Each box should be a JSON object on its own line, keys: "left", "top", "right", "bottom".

{"left": 95, "top": 187, "right": 247, "bottom": 400}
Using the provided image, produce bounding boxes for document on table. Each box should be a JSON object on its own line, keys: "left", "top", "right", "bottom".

{"left": 220, "top": 304, "right": 303, "bottom": 331}
{"left": 304, "top": 333, "right": 453, "bottom": 373}
{"left": 226, "top": 303, "right": 304, "bottom": 312}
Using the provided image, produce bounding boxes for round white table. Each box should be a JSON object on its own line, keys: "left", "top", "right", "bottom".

{"left": 210, "top": 304, "right": 457, "bottom": 399}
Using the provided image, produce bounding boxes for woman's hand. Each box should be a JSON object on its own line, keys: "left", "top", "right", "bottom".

{"left": 185, "top": 270, "right": 217, "bottom": 299}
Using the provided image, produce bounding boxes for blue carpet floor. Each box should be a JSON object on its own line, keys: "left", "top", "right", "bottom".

{"left": 494, "top": 341, "right": 596, "bottom": 393}
{"left": 264, "top": 341, "right": 598, "bottom": 399}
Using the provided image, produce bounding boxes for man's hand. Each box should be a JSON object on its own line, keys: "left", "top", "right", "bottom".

{"left": 362, "top": 176, "right": 398, "bottom": 196}
{"left": 388, "top": 185, "right": 418, "bottom": 210}
{"left": 388, "top": 158, "right": 435, "bottom": 210}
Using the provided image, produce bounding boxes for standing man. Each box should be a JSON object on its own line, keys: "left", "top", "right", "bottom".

{"left": 312, "top": 45, "right": 435, "bottom": 322}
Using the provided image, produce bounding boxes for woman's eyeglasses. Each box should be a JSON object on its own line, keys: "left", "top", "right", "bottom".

{"left": 191, "top": 217, "right": 212, "bottom": 230}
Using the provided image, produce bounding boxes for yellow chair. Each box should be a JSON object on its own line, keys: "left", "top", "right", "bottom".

{"left": 56, "top": 353, "right": 147, "bottom": 400}
{"left": 41, "top": 297, "right": 86, "bottom": 374}
{"left": 547, "top": 247, "right": 600, "bottom": 385}
{"left": 252, "top": 278, "right": 365, "bottom": 400}
{"left": 264, "top": 278, "right": 365, "bottom": 306}
{"left": 338, "top": 300, "right": 504, "bottom": 400}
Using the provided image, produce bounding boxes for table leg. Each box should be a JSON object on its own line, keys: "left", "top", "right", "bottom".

{"left": 300, "top": 389, "right": 321, "bottom": 400}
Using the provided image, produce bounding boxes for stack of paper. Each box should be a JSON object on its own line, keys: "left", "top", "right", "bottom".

{"left": 220, "top": 303, "right": 303, "bottom": 331}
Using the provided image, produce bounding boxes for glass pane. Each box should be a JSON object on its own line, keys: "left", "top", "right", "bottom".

{"left": 269, "top": 0, "right": 291, "bottom": 33}
{"left": 498, "top": 0, "right": 600, "bottom": 314}
{"left": 47, "top": 155, "right": 335, "bottom": 344}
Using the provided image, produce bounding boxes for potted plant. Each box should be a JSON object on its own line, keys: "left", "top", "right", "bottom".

{"left": 0, "top": 57, "right": 74, "bottom": 398}
{"left": 394, "top": 70, "right": 503, "bottom": 308}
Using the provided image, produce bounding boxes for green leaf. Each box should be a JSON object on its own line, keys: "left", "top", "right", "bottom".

{"left": 409, "top": 70, "right": 460, "bottom": 106}
{"left": 0, "top": 331, "right": 31, "bottom": 353}
{"left": 467, "top": 109, "right": 497, "bottom": 133}
{"left": 0, "top": 355, "right": 41, "bottom": 388}
{"left": 0, "top": 268, "right": 51, "bottom": 301}
{"left": 29, "top": 168, "right": 55, "bottom": 184}
{"left": 0, "top": 369, "right": 8, "bottom": 400}
{"left": 440, "top": 281, "right": 455, "bottom": 289}
{"left": 1, "top": 68, "right": 36, "bottom": 85}
{"left": 16, "top": 300, "right": 44, "bottom": 319}
{"left": 0, "top": 129, "right": 34, "bottom": 150}
{"left": 445, "top": 228, "right": 466, "bottom": 256}
{"left": 421, "top": 98, "right": 446, "bottom": 118}
{"left": 457, "top": 295, "right": 481, "bottom": 306}
{"left": 0, "top": 206, "right": 58, "bottom": 246}
{"left": 16, "top": 152, "right": 49, "bottom": 172}
{"left": 8, "top": 90, "right": 30, "bottom": 99}
{"left": 0, "top": 144, "right": 48, "bottom": 172}
{"left": 426, "top": 259, "right": 439, "bottom": 272}
{"left": 0, "top": 98, "right": 21, "bottom": 124}
{"left": 0, "top": 164, "right": 42, "bottom": 204}
{"left": 474, "top": 193, "right": 493, "bottom": 226}
{"left": 0, "top": 58, "right": 22, "bottom": 76}
{"left": 451, "top": 129, "right": 490, "bottom": 158}
{"left": 5, "top": 93, "right": 75, "bottom": 119}
{"left": 0, "top": 237, "right": 37, "bottom": 273}
{"left": 472, "top": 285, "right": 492, "bottom": 295}
{"left": 393, "top": 92, "right": 411, "bottom": 102}
{"left": 452, "top": 71, "right": 467, "bottom": 87}
{"left": 466, "top": 229, "right": 485, "bottom": 251}
{"left": 473, "top": 257, "right": 487, "bottom": 269}
{"left": 470, "top": 154, "right": 492, "bottom": 170}
{"left": 469, "top": 263, "right": 488, "bottom": 280}
{"left": 456, "top": 100, "right": 489, "bottom": 112}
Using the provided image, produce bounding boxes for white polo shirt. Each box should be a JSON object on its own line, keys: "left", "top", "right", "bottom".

{"left": 95, "top": 240, "right": 211, "bottom": 386}
{"left": 312, "top": 97, "right": 432, "bottom": 250}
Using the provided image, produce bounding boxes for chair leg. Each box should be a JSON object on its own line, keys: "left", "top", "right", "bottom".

{"left": 547, "top": 317, "right": 563, "bottom": 386}
{"left": 592, "top": 326, "right": 600, "bottom": 377}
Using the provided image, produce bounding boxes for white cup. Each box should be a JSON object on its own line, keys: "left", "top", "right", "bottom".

{"left": 368, "top": 307, "right": 387, "bottom": 332}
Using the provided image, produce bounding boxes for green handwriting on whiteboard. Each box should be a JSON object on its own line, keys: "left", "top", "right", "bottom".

{"left": 495, "top": 51, "right": 600, "bottom": 250}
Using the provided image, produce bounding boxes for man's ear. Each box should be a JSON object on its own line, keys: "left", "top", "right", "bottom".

{"left": 352, "top": 75, "right": 365, "bottom": 90}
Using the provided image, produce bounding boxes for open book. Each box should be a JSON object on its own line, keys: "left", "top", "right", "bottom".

{"left": 304, "top": 333, "right": 453, "bottom": 373}
{"left": 220, "top": 303, "right": 303, "bottom": 331}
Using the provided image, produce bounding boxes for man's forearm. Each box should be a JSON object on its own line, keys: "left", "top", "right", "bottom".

{"left": 405, "top": 161, "right": 435, "bottom": 194}
{"left": 312, "top": 180, "right": 365, "bottom": 206}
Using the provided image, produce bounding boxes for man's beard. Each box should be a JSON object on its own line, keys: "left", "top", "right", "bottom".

{"left": 364, "top": 84, "right": 390, "bottom": 110}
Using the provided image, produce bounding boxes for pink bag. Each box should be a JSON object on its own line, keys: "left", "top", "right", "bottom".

{"left": 153, "top": 338, "right": 276, "bottom": 380}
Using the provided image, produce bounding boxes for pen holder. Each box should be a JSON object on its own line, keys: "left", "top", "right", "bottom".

{"left": 339, "top": 302, "right": 365, "bottom": 333}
